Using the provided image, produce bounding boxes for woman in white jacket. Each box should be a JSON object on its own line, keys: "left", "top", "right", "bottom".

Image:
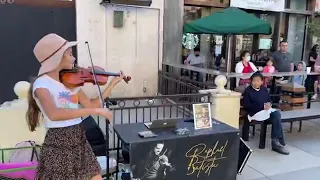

{"left": 235, "top": 50, "right": 258, "bottom": 87}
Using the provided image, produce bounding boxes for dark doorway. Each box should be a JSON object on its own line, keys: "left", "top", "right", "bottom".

{"left": 0, "top": 1, "right": 76, "bottom": 103}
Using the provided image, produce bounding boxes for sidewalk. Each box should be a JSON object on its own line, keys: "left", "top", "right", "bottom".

{"left": 237, "top": 103, "right": 320, "bottom": 180}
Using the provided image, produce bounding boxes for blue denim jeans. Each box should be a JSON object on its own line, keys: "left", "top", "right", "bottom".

{"left": 266, "top": 111, "right": 283, "bottom": 139}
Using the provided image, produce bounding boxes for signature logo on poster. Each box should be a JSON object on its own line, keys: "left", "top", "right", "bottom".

{"left": 0, "top": 0, "right": 14, "bottom": 4}
{"left": 185, "top": 141, "right": 228, "bottom": 177}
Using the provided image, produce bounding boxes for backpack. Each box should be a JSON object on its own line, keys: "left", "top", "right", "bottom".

{"left": 81, "top": 116, "right": 106, "bottom": 156}
{"left": 9, "top": 141, "right": 40, "bottom": 163}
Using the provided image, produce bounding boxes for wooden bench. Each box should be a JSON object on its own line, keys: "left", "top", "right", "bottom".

{"left": 242, "top": 109, "right": 320, "bottom": 149}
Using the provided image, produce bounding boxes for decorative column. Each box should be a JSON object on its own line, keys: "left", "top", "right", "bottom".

{"left": 199, "top": 75, "right": 241, "bottom": 129}
{"left": 200, "top": 7, "right": 212, "bottom": 69}
{"left": 0, "top": 81, "right": 46, "bottom": 148}
{"left": 163, "top": 0, "right": 184, "bottom": 64}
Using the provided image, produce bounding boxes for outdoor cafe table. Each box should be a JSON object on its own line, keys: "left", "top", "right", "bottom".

{"left": 113, "top": 119, "right": 239, "bottom": 180}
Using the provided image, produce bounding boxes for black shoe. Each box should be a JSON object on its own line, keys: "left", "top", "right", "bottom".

{"left": 279, "top": 138, "right": 286, "bottom": 146}
{"left": 272, "top": 139, "right": 290, "bottom": 155}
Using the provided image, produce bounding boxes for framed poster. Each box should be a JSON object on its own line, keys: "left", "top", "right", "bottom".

{"left": 193, "top": 103, "right": 212, "bottom": 130}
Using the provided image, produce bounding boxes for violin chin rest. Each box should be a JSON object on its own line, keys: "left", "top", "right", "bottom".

{"left": 63, "top": 83, "right": 84, "bottom": 89}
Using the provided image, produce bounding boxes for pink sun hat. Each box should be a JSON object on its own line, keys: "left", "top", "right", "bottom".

{"left": 33, "top": 33, "right": 77, "bottom": 76}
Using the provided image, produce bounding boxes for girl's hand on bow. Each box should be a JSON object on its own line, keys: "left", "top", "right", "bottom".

{"left": 94, "top": 108, "right": 113, "bottom": 120}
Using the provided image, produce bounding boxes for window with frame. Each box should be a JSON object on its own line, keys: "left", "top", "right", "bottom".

{"left": 286, "top": 0, "right": 307, "bottom": 10}
{"left": 286, "top": 14, "right": 306, "bottom": 62}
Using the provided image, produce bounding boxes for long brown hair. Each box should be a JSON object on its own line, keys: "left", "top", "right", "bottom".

{"left": 26, "top": 79, "right": 41, "bottom": 132}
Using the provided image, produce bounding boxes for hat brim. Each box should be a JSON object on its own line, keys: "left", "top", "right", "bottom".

{"left": 38, "top": 41, "right": 78, "bottom": 76}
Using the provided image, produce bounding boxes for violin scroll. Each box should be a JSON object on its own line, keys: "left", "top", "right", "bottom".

{"left": 122, "top": 75, "right": 131, "bottom": 84}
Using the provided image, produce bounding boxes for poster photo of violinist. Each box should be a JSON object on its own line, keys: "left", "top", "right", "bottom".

{"left": 131, "top": 141, "right": 175, "bottom": 180}
{"left": 193, "top": 103, "right": 212, "bottom": 130}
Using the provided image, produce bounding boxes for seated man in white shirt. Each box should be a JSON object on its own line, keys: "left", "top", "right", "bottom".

{"left": 185, "top": 47, "right": 205, "bottom": 82}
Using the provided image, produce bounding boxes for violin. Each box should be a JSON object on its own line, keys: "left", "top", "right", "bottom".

{"left": 59, "top": 65, "right": 131, "bottom": 89}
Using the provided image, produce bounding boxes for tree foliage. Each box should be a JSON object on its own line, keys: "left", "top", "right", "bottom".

{"left": 308, "top": 16, "right": 320, "bottom": 42}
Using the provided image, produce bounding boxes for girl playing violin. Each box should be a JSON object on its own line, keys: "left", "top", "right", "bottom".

{"left": 26, "top": 33, "right": 124, "bottom": 180}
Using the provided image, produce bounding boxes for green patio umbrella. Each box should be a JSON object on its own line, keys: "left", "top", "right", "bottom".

{"left": 184, "top": 7, "right": 272, "bottom": 35}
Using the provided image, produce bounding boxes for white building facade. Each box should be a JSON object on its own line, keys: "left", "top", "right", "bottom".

{"left": 76, "top": 0, "right": 164, "bottom": 97}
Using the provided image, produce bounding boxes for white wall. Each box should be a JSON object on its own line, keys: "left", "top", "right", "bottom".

{"left": 76, "top": 0, "right": 163, "bottom": 98}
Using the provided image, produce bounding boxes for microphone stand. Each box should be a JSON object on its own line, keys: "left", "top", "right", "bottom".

{"left": 85, "top": 42, "right": 111, "bottom": 178}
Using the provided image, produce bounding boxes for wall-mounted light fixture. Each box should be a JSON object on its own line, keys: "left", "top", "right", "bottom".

{"left": 113, "top": 10, "right": 124, "bottom": 28}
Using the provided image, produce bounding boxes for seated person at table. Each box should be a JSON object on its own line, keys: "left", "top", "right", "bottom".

{"left": 243, "top": 72, "right": 289, "bottom": 155}
{"left": 185, "top": 47, "right": 205, "bottom": 82}
{"left": 235, "top": 50, "right": 258, "bottom": 87}
{"left": 292, "top": 61, "right": 307, "bottom": 86}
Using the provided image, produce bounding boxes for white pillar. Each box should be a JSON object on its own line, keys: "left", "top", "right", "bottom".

{"left": 200, "top": 75, "right": 241, "bottom": 129}
{"left": 0, "top": 81, "right": 46, "bottom": 148}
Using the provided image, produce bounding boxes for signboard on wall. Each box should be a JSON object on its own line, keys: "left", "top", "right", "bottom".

{"left": 230, "top": 0, "right": 285, "bottom": 12}
{"left": 259, "top": 38, "right": 272, "bottom": 49}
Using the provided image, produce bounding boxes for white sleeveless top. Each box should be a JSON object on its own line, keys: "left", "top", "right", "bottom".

{"left": 32, "top": 75, "right": 82, "bottom": 128}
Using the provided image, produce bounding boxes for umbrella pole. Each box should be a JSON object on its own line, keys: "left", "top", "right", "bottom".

{"left": 226, "top": 35, "right": 233, "bottom": 89}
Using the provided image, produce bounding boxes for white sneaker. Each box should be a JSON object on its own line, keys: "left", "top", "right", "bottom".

{"left": 312, "top": 94, "right": 318, "bottom": 100}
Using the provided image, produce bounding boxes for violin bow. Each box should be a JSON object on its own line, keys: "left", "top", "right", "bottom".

{"left": 85, "top": 41, "right": 111, "bottom": 176}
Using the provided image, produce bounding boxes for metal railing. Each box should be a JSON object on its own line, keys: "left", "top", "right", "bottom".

{"left": 160, "top": 63, "right": 320, "bottom": 138}
{"left": 0, "top": 146, "right": 41, "bottom": 164}
{"left": 158, "top": 71, "right": 201, "bottom": 95}
{"left": 104, "top": 93, "right": 211, "bottom": 150}
{"left": 0, "top": 146, "right": 40, "bottom": 177}
{"left": 158, "top": 63, "right": 218, "bottom": 95}
{"left": 160, "top": 63, "right": 320, "bottom": 105}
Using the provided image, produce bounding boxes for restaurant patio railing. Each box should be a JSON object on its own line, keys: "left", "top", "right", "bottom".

{"left": 159, "top": 62, "right": 320, "bottom": 108}
{"left": 158, "top": 71, "right": 201, "bottom": 95}
{"left": 158, "top": 63, "right": 219, "bottom": 95}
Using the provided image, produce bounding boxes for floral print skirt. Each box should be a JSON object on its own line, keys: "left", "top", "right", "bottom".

{"left": 36, "top": 124, "right": 101, "bottom": 180}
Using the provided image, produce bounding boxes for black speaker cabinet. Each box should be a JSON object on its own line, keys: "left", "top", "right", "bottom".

{"left": 102, "top": 0, "right": 152, "bottom": 6}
